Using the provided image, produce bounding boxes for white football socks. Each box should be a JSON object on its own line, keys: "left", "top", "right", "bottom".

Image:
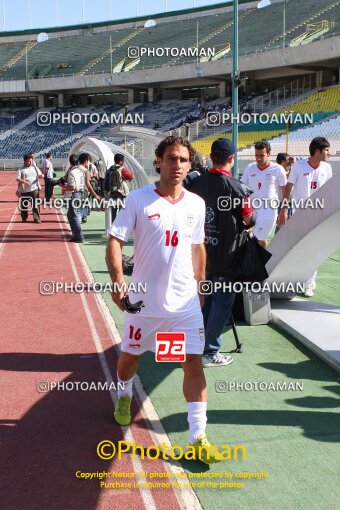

{"left": 117, "top": 372, "right": 134, "bottom": 398}
{"left": 187, "top": 401, "right": 208, "bottom": 444}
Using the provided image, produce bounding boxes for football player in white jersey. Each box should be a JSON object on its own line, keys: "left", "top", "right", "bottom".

{"left": 277, "top": 137, "right": 332, "bottom": 296}
{"left": 241, "top": 140, "right": 287, "bottom": 248}
{"left": 106, "top": 136, "right": 219, "bottom": 464}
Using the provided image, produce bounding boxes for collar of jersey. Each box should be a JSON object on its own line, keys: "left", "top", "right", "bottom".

{"left": 257, "top": 162, "right": 270, "bottom": 171}
{"left": 209, "top": 167, "right": 232, "bottom": 176}
{"left": 307, "top": 160, "right": 321, "bottom": 170}
{"left": 154, "top": 185, "right": 185, "bottom": 204}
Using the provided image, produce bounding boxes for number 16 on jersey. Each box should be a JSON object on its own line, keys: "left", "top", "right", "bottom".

{"left": 155, "top": 332, "right": 186, "bottom": 362}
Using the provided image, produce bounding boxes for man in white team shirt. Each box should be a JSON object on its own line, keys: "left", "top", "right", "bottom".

{"left": 106, "top": 136, "right": 220, "bottom": 464}
{"left": 241, "top": 140, "right": 287, "bottom": 248}
{"left": 277, "top": 136, "right": 332, "bottom": 297}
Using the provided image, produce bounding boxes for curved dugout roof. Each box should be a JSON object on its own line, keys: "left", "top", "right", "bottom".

{"left": 68, "top": 136, "right": 150, "bottom": 190}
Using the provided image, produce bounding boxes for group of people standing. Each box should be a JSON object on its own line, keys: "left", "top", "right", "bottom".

{"left": 16, "top": 151, "right": 134, "bottom": 243}
{"left": 105, "top": 134, "right": 333, "bottom": 464}
{"left": 15, "top": 132, "right": 333, "bottom": 464}
{"left": 62, "top": 152, "right": 133, "bottom": 243}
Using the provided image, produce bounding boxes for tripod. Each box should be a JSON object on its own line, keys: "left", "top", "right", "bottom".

{"left": 228, "top": 314, "right": 243, "bottom": 353}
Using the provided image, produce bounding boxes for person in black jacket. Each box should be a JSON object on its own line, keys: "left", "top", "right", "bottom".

{"left": 183, "top": 153, "right": 209, "bottom": 189}
{"left": 190, "top": 138, "right": 256, "bottom": 367}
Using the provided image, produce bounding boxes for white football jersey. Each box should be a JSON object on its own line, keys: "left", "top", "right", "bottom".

{"left": 288, "top": 159, "right": 332, "bottom": 202}
{"left": 241, "top": 162, "right": 287, "bottom": 202}
{"left": 109, "top": 183, "right": 205, "bottom": 317}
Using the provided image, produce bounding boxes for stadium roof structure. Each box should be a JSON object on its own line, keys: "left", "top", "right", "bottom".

{"left": 0, "top": 1, "right": 248, "bottom": 37}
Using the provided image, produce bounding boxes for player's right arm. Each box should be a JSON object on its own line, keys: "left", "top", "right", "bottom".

{"left": 277, "top": 182, "right": 294, "bottom": 225}
{"left": 106, "top": 236, "right": 126, "bottom": 311}
{"left": 106, "top": 192, "right": 137, "bottom": 310}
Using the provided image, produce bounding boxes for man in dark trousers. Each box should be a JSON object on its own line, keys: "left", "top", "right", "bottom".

{"left": 190, "top": 138, "right": 256, "bottom": 367}
{"left": 96, "top": 158, "right": 106, "bottom": 197}
{"left": 42, "top": 152, "right": 54, "bottom": 203}
{"left": 105, "top": 153, "right": 134, "bottom": 224}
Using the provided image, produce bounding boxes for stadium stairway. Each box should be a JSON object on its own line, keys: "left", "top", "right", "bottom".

{"left": 0, "top": 108, "right": 38, "bottom": 140}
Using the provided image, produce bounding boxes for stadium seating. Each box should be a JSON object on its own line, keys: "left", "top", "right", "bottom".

{"left": 193, "top": 85, "right": 340, "bottom": 156}
{"left": 1, "top": 82, "right": 339, "bottom": 159}
{"left": 276, "top": 85, "right": 340, "bottom": 114}
{"left": 0, "top": 1, "right": 339, "bottom": 80}
{"left": 264, "top": 0, "right": 340, "bottom": 49}
{"left": 49, "top": 100, "right": 201, "bottom": 158}
{"left": 0, "top": 105, "right": 119, "bottom": 158}
{"left": 0, "top": 108, "right": 34, "bottom": 133}
{"left": 239, "top": 114, "right": 340, "bottom": 156}
{"left": 0, "top": 100, "right": 199, "bottom": 158}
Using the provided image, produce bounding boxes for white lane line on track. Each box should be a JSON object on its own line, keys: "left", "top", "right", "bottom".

{"left": 0, "top": 174, "right": 35, "bottom": 258}
{"left": 0, "top": 175, "right": 18, "bottom": 193}
{"left": 60, "top": 212, "right": 202, "bottom": 510}
{"left": 55, "top": 211, "right": 157, "bottom": 510}
{"left": 0, "top": 207, "right": 18, "bottom": 260}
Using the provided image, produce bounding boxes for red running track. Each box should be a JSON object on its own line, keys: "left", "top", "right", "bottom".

{"left": 0, "top": 173, "right": 186, "bottom": 510}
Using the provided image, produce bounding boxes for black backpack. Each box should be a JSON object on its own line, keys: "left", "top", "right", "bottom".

{"left": 105, "top": 165, "right": 122, "bottom": 193}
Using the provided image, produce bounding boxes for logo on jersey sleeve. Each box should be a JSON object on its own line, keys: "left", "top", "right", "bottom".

{"left": 148, "top": 213, "right": 161, "bottom": 221}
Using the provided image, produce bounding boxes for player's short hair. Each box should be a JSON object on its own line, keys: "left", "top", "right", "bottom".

{"left": 69, "top": 153, "right": 78, "bottom": 167}
{"left": 46, "top": 152, "right": 52, "bottom": 158}
{"left": 155, "top": 136, "right": 195, "bottom": 163}
{"left": 276, "top": 153, "right": 289, "bottom": 165}
{"left": 23, "top": 153, "right": 32, "bottom": 162}
{"left": 309, "top": 137, "right": 330, "bottom": 156}
{"left": 114, "top": 153, "right": 124, "bottom": 164}
{"left": 254, "top": 140, "right": 271, "bottom": 153}
{"left": 78, "top": 152, "right": 90, "bottom": 165}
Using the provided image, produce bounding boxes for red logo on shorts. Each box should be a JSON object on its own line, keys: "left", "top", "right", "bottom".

{"left": 155, "top": 332, "right": 186, "bottom": 362}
